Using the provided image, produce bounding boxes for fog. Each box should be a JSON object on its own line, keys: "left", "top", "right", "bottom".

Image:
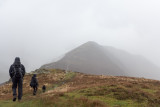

{"left": 0, "top": 0, "right": 160, "bottom": 82}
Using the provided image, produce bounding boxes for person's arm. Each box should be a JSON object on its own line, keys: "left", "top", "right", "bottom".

{"left": 36, "top": 78, "right": 38, "bottom": 86}
{"left": 30, "top": 78, "right": 33, "bottom": 87}
{"left": 21, "top": 64, "right": 26, "bottom": 77}
{"left": 9, "top": 65, "right": 13, "bottom": 78}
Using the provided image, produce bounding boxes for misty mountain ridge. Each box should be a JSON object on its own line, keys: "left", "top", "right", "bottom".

{"left": 41, "top": 41, "right": 160, "bottom": 80}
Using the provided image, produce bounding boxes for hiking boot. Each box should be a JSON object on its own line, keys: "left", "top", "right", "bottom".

{"left": 33, "top": 91, "right": 36, "bottom": 95}
{"left": 33, "top": 92, "right": 35, "bottom": 95}
{"left": 13, "top": 96, "right": 16, "bottom": 102}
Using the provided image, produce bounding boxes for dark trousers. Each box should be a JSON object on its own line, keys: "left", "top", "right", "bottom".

{"left": 33, "top": 86, "right": 37, "bottom": 95}
{"left": 12, "top": 77, "right": 23, "bottom": 100}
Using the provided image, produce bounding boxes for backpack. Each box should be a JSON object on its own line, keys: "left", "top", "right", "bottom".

{"left": 13, "top": 65, "right": 23, "bottom": 78}
{"left": 30, "top": 77, "right": 38, "bottom": 87}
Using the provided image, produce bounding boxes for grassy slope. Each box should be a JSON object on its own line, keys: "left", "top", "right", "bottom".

{"left": 0, "top": 69, "right": 160, "bottom": 107}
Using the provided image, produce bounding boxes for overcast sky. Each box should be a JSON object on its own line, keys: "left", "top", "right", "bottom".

{"left": 1, "top": 0, "right": 160, "bottom": 82}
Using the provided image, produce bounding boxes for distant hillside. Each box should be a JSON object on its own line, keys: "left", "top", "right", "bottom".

{"left": 41, "top": 41, "right": 160, "bottom": 80}
{"left": 1, "top": 69, "right": 160, "bottom": 107}
{"left": 0, "top": 65, "right": 10, "bottom": 83}
{"left": 0, "top": 72, "right": 9, "bottom": 84}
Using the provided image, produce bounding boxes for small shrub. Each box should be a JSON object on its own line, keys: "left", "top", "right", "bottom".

{"left": 58, "top": 92, "right": 65, "bottom": 97}
{"left": 124, "top": 83, "right": 133, "bottom": 88}
{"left": 76, "top": 97, "right": 107, "bottom": 107}
{"left": 90, "top": 100, "right": 106, "bottom": 107}
{"left": 141, "top": 84, "right": 150, "bottom": 89}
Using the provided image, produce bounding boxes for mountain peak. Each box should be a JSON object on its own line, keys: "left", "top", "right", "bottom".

{"left": 79, "top": 41, "right": 100, "bottom": 49}
{"left": 41, "top": 41, "right": 160, "bottom": 80}
{"left": 84, "top": 41, "right": 99, "bottom": 46}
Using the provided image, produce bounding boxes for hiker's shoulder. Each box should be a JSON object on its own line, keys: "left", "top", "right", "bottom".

{"left": 10, "top": 64, "right": 14, "bottom": 68}
{"left": 20, "top": 64, "right": 25, "bottom": 68}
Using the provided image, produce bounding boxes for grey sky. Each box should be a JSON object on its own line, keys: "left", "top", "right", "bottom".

{"left": 0, "top": 0, "right": 160, "bottom": 82}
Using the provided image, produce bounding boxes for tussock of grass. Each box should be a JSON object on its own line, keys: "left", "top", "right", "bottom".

{"left": 69, "top": 84, "right": 160, "bottom": 106}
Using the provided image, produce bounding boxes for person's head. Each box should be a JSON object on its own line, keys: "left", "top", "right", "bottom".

{"left": 33, "top": 74, "right": 36, "bottom": 77}
{"left": 15, "top": 57, "right": 20, "bottom": 62}
{"left": 14, "top": 57, "right": 21, "bottom": 67}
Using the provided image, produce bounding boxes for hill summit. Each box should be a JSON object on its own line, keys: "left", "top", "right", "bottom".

{"left": 41, "top": 41, "right": 160, "bottom": 80}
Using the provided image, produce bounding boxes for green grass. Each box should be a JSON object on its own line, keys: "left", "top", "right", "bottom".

{"left": 0, "top": 84, "right": 159, "bottom": 107}
{"left": 1, "top": 69, "right": 160, "bottom": 107}
{"left": 65, "top": 91, "right": 141, "bottom": 107}
{"left": 63, "top": 85, "right": 160, "bottom": 107}
{"left": 63, "top": 72, "right": 76, "bottom": 80}
{"left": 0, "top": 100, "right": 43, "bottom": 107}
{"left": 141, "top": 88, "right": 156, "bottom": 94}
{"left": 41, "top": 71, "right": 76, "bottom": 92}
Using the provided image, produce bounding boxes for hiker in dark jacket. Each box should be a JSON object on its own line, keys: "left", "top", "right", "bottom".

{"left": 9, "top": 57, "right": 25, "bottom": 101}
{"left": 30, "top": 74, "right": 38, "bottom": 95}
{"left": 42, "top": 85, "right": 46, "bottom": 93}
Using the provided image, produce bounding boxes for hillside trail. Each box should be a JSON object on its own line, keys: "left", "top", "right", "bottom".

{"left": 41, "top": 72, "right": 77, "bottom": 96}
{"left": 0, "top": 70, "right": 77, "bottom": 100}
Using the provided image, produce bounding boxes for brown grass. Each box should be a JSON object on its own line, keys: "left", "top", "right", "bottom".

{"left": 1, "top": 69, "right": 160, "bottom": 106}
